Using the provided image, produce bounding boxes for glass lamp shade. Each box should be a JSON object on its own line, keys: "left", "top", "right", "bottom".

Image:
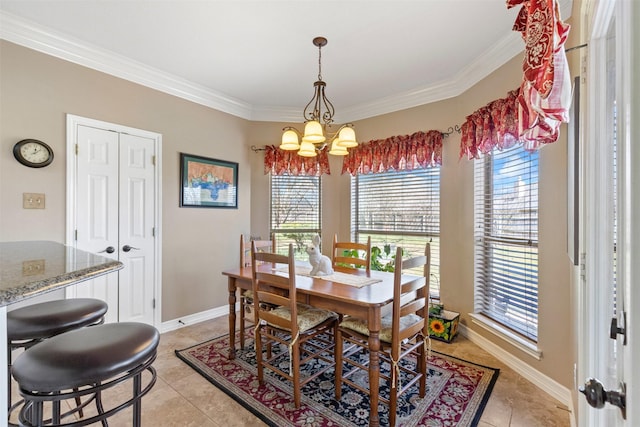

{"left": 303, "top": 120, "right": 326, "bottom": 143}
{"left": 329, "top": 139, "right": 349, "bottom": 156}
{"left": 280, "top": 129, "right": 300, "bottom": 150}
{"left": 337, "top": 126, "right": 357, "bottom": 148}
{"left": 297, "top": 140, "right": 318, "bottom": 157}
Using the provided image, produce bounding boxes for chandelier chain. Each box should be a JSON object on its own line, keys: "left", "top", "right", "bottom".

{"left": 317, "top": 43, "right": 322, "bottom": 81}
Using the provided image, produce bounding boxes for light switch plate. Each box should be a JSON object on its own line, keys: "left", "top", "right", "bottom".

{"left": 23, "top": 193, "right": 45, "bottom": 209}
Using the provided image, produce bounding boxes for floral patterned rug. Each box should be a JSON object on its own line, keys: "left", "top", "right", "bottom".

{"left": 175, "top": 332, "right": 499, "bottom": 427}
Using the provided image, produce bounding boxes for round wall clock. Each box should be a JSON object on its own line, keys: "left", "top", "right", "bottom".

{"left": 13, "top": 139, "right": 54, "bottom": 168}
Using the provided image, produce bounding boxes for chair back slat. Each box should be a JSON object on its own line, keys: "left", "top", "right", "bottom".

{"left": 391, "top": 243, "right": 431, "bottom": 352}
{"left": 332, "top": 234, "right": 372, "bottom": 273}
{"left": 399, "top": 276, "right": 426, "bottom": 294}
{"left": 240, "top": 234, "right": 276, "bottom": 268}
{"left": 251, "top": 242, "right": 298, "bottom": 335}
{"left": 399, "top": 299, "right": 426, "bottom": 318}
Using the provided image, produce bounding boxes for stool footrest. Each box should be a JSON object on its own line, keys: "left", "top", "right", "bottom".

{"left": 18, "top": 361, "right": 157, "bottom": 427}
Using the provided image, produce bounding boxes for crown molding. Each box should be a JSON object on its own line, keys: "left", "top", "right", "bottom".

{"left": 1, "top": 5, "right": 571, "bottom": 123}
{"left": 0, "top": 11, "right": 254, "bottom": 120}
{"left": 334, "top": 32, "right": 524, "bottom": 123}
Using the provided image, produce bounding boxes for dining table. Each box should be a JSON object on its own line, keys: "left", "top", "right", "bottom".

{"left": 222, "top": 263, "right": 401, "bottom": 427}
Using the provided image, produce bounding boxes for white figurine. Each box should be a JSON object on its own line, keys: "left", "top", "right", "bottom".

{"left": 306, "top": 234, "right": 334, "bottom": 276}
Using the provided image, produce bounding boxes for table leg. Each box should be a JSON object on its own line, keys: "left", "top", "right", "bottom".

{"left": 227, "top": 277, "right": 237, "bottom": 359}
{"left": 368, "top": 330, "right": 381, "bottom": 427}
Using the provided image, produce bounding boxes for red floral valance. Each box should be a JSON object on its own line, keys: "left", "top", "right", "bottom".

{"left": 263, "top": 145, "right": 331, "bottom": 176}
{"left": 459, "top": 89, "right": 521, "bottom": 160}
{"left": 460, "top": 0, "right": 571, "bottom": 159}
{"left": 341, "top": 130, "right": 442, "bottom": 176}
{"left": 508, "top": 0, "right": 571, "bottom": 147}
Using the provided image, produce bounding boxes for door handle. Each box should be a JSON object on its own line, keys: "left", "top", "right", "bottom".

{"left": 98, "top": 246, "right": 115, "bottom": 254}
{"left": 610, "top": 311, "right": 627, "bottom": 345}
{"left": 579, "top": 378, "right": 626, "bottom": 419}
{"left": 122, "top": 245, "right": 140, "bottom": 252}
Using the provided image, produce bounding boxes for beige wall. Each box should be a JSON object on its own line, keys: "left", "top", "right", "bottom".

{"left": 2, "top": 14, "right": 578, "bottom": 389}
{"left": 0, "top": 40, "right": 252, "bottom": 321}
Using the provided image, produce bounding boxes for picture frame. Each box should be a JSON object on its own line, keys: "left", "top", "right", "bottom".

{"left": 180, "top": 153, "right": 238, "bottom": 208}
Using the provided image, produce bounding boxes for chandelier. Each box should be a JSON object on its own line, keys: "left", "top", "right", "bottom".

{"left": 280, "top": 36, "right": 357, "bottom": 157}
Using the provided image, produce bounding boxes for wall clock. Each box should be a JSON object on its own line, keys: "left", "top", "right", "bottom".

{"left": 13, "top": 139, "right": 54, "bottom": 168}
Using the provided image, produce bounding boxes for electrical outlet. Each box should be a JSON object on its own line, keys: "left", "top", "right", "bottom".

{"left": 23, "top": 193, "right": 45, "bottom": 209}
{"left": 22, "top": 259, "right": 45, "bottom": 276}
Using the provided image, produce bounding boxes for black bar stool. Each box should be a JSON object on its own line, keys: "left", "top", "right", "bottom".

{"left": 12, "top": 322, "right": 159, "bottom": 427}
{"left": 7, "top": 298, "right": 108, "bottom": 422}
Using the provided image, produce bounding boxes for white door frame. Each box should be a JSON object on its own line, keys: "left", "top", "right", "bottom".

{"left": 580, "top": 0, "right": 637, "bottom": 425}
{"left": 65, "top": 114, "right": 163, "bottom": 329}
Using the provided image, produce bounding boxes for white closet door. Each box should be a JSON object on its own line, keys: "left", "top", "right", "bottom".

{"left": 73, "top": 125, "right": 120, "bottom": 323}
{"left": 118, "top": 133, "right": 156, "bottom": 325}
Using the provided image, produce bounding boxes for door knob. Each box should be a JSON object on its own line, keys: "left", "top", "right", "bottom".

{"left": 122, "top": 245, "right": 140, "bottom": 252}
{"left": 579, "top": 378, "right": 626, "bottom": 419}
{"left": 98, "top": 246, "right": 115, "bottom": 254}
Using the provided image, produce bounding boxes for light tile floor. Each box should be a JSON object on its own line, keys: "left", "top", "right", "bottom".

{"left": 9, "top": 315, "right": 572, "bottom": 426}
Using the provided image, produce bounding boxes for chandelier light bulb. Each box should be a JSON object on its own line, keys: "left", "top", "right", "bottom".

{"left": 337, "top": 126, "right": 357, "bottom": 148}
{"left": 280, "top": 129, "right": 300, "bottom": 150}
{"left": 298, "top": 140, "right": 318, "bottom": 157}
{"left": 329, "top": 139, "right": 349, "bottom": 156}
{"left": 303, "top": 121, "right": 326, "bottom": 143}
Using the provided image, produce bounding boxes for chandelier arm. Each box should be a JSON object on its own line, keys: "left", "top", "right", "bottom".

{"left": 319, "top": 85, "right": 335, "bottom": 125}
{"left": 303, "top": 82, "right": 322, "bottom": 122}
{"left": 325, "top": 123, "right": 354, "bottom": 140}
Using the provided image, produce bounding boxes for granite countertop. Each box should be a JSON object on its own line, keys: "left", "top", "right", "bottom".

{"left": 0, "top": 241, "right": 123, "bottom": 306}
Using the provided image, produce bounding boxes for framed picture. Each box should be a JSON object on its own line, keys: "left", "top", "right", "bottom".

{"left": 180, "top": 153, "right": 238, "bottom": 208}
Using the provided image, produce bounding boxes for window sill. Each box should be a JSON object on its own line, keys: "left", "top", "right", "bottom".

{"left": 469, "top": 313, "right": 542, "bottom": 360}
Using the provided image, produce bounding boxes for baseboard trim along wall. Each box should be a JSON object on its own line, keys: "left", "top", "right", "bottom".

{"left": 459, "top": 324, "right": 576, "bottom": 426}
{"left": 161, "top": 305, "right": 227, "bottom": 333}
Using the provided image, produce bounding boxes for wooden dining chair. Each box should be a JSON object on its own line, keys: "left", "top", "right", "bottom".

{"left": 334, "top": 243, "right": 430, "bottom": 427}
{"left": 331, "top": 234, "right": 372, "bottom": 273}
{"left": 251, "top": 242, "right": 338, "bottom": 408}
{"left": 239, "top": 234, "right": 276, "bottom": 349}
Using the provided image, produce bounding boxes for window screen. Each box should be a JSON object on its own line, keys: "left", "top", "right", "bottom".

{"left": 474, "top": 144, "right": 539, "bottom": 341}
{"left": 270, "top": 174, "right": 321, "bottom": 259}
{"left": 351, "top": 168, "right": 440, "bottom": 297}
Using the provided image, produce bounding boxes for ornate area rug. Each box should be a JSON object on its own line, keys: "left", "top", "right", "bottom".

{"left": 175, "top": 332, "right": 499, "bottom": 426}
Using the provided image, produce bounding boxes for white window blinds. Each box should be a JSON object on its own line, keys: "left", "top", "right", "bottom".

{"left": 351, "top": 168, "right": 440, "bottom": 296}
{"left": 474, "top": 145, "right": 539, "bottom": 341}
{"left": 270, "top": 174, "right": 321, "bottom": 258}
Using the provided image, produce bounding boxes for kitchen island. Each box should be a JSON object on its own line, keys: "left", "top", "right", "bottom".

{"left": 0, "top": 240, "right": 123, "bottom": 421}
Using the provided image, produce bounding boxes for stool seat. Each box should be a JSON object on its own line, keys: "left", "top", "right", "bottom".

{"left": 12, "top": 322, "right": 159, "bottom": 392}
{"left": 7, "top": 299, "right": 108, "bottom": 342}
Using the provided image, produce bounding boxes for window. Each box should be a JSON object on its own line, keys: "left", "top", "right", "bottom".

{"left": 474, "top": 144, "right": 539, "bottom": 341}
{"left": 351, "top": 168, "right": 440, "bottom": 297}
{"left": 270, "top": 174, "right": 321, "bottom": 260}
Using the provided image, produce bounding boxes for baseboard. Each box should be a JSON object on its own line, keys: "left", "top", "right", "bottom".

{"left": 160, "top": 305, "right": 227, "bottom": 333}
{"left": 460, "top": 324, "right": 576, "bottom": 425}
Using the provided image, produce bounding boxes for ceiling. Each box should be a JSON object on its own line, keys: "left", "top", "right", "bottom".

{"left": 0, "top": 1, "right": 572, "bottom": 123}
